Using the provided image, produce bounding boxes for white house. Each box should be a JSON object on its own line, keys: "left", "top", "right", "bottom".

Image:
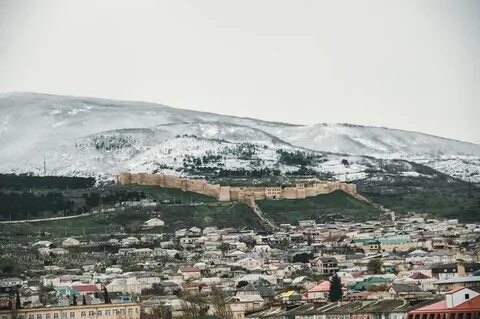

{"left": 236, "top": 257, "right": 263, "bottom": 270}
{"left": 253, "top": 245, "right": 272, "bottom": 253}
{"left": 62, "top": 238, "right": 80, "bottom": 247}
{"left": 143, "top": 218, "right": 165, "bottom": 228}
{"left": 121, "top": 237, "right": 140, "bottom": 247}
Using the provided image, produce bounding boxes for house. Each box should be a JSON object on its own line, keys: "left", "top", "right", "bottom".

{"left": 429, "top": 262, "right": 480, "bottom": 280}
{"left": 434, "top": 276, "right": 480, "bottom": 292}
{"left": 389, "top": 283, "right": 423, "bottom": 297}
{"left": 106, "top": 278, "right": 143, "bottom": 294}
{"left": 0, "top": 278, "right": 23, "bottom": 288}
{"left": 0, "top": 302, "right": 141, "bottom": 319}
{"left": 228, "top": 294, "right": 265, "bottom": 313}
{"left": 235, "top": 274, "right": 277, "bottom": 286}
{"left": 82, "top": 260, "right": 97, "bottom": 272}
{"left": 143, "top": 218, "right": 165, "bottom": 228}
{"left": 131, "top": 248, "right": 153, "bottom": 257}
{"left": 177, "top": 267, "right": 202, "bottom": 280}
{"left": 313, "top": 257, "right": 339, "bottom": 275}
{"left": 227, "top": 250, "right": 247, "bottom": 259}
{"left": 51, "top": 248, "right": 69, "bottom": 255}
{"left": 121, "top": 237, "right": 140, "bottom": 247}
{"left": 71, "top": 284, "right": 100, "bottom": 295}
{"left": 407, "top": 287, "right": 480, "bottom": 319}
{"left": 188, "top": 227, "right": 202, "bottom": 235}
{"left": 278, "top": 290, "right": 302, "bottom": 304}
{"left": 33, "top": 240, "right": 52, "bottom": 247}
{"left": 62, "top": 237, "right": 81, "bottom": 247}
{"left": 351, "top": 299, "right": 413, "bottom": 319}
{"left": 236, "top": 257, "right": 263, "bottom": 271}
{"left": 304, "top": 281, "right": 331, "bottom": 300}
{"left": 154, "top": 248, "right": 180, "bottom": 258}
{"left": 253, "top": 245, "right": 272, "bottom": 253}
{"left": 179, "top": 237, "right": 198, "bottom": 249}
{"left": 298, "top": 220, "right": 316, "bottom": 227}
{"left": 378, "top": 235, "right": 415, "bottom": 252}
{"left": 291, "top": 276, "right": 316, "bottom": 290}
{"left": 271, "top": 264, "right": 296, "bottom": 280}
{"left": 236, "top": 283, "right": 259, "bottom": 297}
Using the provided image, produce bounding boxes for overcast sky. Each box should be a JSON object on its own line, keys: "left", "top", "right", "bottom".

{"left": 0, "top": 0, "right": 479, "bottom": 143}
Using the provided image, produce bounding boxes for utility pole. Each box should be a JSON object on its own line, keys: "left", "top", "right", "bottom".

{"left": 43, "top": 156, "right": 47, "bottom": 175}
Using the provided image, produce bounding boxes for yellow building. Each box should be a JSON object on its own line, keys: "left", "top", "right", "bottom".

{"left": 0, "top": 303, "right": 141, "bottom": 319}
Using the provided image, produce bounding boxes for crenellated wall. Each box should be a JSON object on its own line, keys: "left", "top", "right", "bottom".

{"left": 116, "top": 173, "right": 357, "bottom": 202}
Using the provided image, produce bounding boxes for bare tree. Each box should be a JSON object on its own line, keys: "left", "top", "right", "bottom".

{"left": 9, "top": 292, "right": 20, "bottom": 319}
{"left": 178, "top": 291, "right": 208, "bottom": 319}
{"left": 152, "top": 305, "right": 172, "bottom": 319}
{"left": 209, "top": 287, "right": 232, "bottom": 319}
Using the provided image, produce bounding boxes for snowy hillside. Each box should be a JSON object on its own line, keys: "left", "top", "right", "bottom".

{"left": 0, "top": 92, "right": 479, "bottom": 183}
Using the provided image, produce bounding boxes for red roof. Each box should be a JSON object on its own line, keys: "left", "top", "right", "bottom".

{"left": 179, "top": 267, "right": 201, "bottom": 273}
{"left": 409, "top": 272, "right": 430, "bottom": 280}
{"left": 410, "top": 294, "right": 480, "bottom": 313}
{"left": 307, "top": 281, "right": 330, "bottom": 292}
{"left": 72, "top": 285, "right": 99, "bottom": 292}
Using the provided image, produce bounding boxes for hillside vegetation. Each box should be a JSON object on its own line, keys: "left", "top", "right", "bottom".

{"left": 258, "top": 190, "right": 384, "bottom": 224}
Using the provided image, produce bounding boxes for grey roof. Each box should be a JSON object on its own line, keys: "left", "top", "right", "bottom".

{"left": 391, "top": 284, "right": 422, "bottom": 293}
{"left": 237, "top": 283, "right": 258, "bottom": 292}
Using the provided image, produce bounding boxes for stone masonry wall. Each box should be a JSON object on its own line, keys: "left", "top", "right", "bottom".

{"left": 116, "top": 173, "right": 357, "bottom": 202}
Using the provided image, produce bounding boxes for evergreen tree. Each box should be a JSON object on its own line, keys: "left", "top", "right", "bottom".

{"left": 103, "top": 287, "right": 111, "bottom": 304}
{"left": 72, "top": 294, "right": 77, "bottom": 306}
{"left": 328, "top": 273, "right": 343, "bottom": 302}
{"left": 367, "top": 259, "right": 383, "bottom": 274}
{"left": 15, "top": 291, "right": 21, "bottom": 309}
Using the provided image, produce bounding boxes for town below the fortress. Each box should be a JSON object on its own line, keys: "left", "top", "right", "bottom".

{"left": 3, "top": 212, "right": 480, "bottom": 319}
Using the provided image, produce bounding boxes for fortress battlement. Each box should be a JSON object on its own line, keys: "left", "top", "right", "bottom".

{"left": 116, "top": 172, "right": 357, "bottom": 202}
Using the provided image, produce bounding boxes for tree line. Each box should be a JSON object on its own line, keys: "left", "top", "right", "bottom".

{"left": 0, "top": 174, "right": 95, "bottom": 190}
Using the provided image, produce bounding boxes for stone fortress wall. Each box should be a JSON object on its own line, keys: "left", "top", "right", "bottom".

{"left": 116, "top": 172, "right": 357, "bottom": 202}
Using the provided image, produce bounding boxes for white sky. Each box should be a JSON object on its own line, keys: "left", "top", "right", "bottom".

{"left": 0, "top": 0, "right": 479, "bottom": 143}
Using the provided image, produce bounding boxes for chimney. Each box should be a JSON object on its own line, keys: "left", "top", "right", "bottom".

{"left": 446, "top": 292, "right": 454, "bottom": 308}
{"left": 457, "top": 259, "right": 466, "bottom": 277}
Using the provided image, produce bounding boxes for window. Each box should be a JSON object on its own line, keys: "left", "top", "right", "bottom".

{"left": 81, "top": 312, "right": 86, "bottom": 318}
{"left": 88, "top": 311, "right": 95, "bottom": 317}
{"left": 29, "top": 315, "right": 34, "bottom": 319}
{"left": 46, "top": 314, "right": 51, "bottom": 319}
{"left": 120, "top": 309, "right": 125, "bottom": 315}
{"left": 465, "top": 293, "right": 470, "bottom": 299}
{"left": 97, "top": 311, "right": 102, "bottom": 316}
{"left": 54, "top": 314, "right": 59, "bottom": 319}
{"left": 128, "top": 309, "right": 133, "bottom": 315}
{"left": 105, "top": 311, "right": 110, "bottom": 316}
{"left": 69, "top": 313, "right": 75, "bottom": 318}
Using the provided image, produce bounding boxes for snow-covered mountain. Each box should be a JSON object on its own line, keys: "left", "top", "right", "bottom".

{"left": 0, "top": 92, "right": 479, "bottom": 183}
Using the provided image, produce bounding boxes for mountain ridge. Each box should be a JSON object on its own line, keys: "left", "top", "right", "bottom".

{"left": 0, "top": 92, "right": 479, "bottom": 183}
{"left": 2, "top": 91, "right": 477, "bottom": 145}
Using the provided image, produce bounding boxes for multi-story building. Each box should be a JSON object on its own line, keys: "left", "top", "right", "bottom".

{"left": 0, "top": 303, "right": 140, "bottom": 319}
